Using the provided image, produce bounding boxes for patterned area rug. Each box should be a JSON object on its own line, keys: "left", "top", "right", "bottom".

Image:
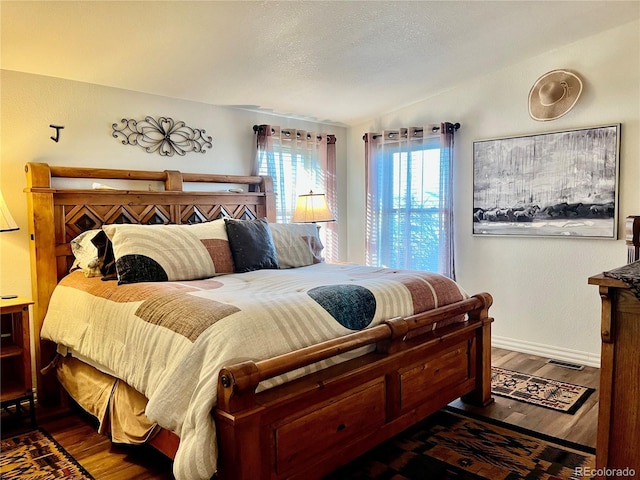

{"left": 0, "top": 428, "right": 94, "bottom": 479}
{"left": 491, "top": 366, "right": 595, "bottom": 414}
{"left": 327, "top": 409, "right": 595, "bottom": 480}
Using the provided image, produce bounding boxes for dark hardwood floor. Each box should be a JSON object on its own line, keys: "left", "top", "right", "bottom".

{"left": 450, "top": 347, "right": 599, "bottom": 448}
{"left": 1, "top": 403, "right": 174, "bottom": 480}
{"left": 1, "top": 347, "right": 599, "bottom": 479}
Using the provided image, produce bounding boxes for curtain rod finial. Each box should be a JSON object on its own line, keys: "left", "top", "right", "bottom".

{"left": 444, "top": 122, "right": 461, "bottom": 134}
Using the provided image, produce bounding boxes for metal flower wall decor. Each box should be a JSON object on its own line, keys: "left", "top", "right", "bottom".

{"left": 112, "top": 116, "right": 213, "bottom": 156}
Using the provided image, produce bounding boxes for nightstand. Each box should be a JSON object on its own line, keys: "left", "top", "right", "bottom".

{"left": 1, "top": 296, "right": 36, "bottom": 428}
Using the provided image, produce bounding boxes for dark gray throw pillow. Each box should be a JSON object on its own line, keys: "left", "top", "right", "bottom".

{"left": 224, "top": 218, "right": 279, "bottom": 272}
{"left": 90, "top": 229, "right": 118, "bottom": 281}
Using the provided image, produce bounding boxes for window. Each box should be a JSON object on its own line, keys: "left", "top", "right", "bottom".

{"left": 365, "top": 125, "right": 455, "bottom": 277}
{"left": 377, "top": 146, "right": 442, "bottom": 272}
{"left": 257, "top": 141, "right": 324, "bottom": 224}
{"left": 254, "top": 125, "right": 338, "bottom": 262}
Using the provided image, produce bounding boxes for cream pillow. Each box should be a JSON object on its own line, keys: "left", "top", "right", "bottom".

{"left": 102, "top": 219, "right": 234, "bottom": 284}
{"left": 268, "top": 223, "right": 324, "bottom": 268}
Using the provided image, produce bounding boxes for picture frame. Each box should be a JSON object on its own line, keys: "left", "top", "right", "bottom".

{"left": 473, "top": 124, "right": 620, "bottom": 238}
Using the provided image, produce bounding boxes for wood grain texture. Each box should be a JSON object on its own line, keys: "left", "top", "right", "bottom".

{"left": 25, "top": 162, "right": 277, "bottom": 407}
{"left": 588, "top": 275, "right": 640, "bottom": 478}
{"left": 214, "top": 313, "right": 492, "bottom": 480}
{"left": 0, "top": 348, "right": 598, "bottom": 480}
{"left": 39, "top": 409, "right": 174, "bottom": 480}
{"left": 0, "top": 299, "right": 34, "bottom": 404}
{"left": 451, "top": 347, "right": 600, "bottom": 449}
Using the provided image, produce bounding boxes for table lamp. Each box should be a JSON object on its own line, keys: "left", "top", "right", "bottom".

{"left": 1, "top": 189, "right": 20, "bottom": 299}
{"left": 291, "top": 191, "right": 335, "bottom": 224}
{"left": 0, "top": 190, "right": 19, "bottom": 232}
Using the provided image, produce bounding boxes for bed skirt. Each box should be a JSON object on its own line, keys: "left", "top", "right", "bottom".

{"left": 55, "top": 355, "right": 159, "bottom": 445}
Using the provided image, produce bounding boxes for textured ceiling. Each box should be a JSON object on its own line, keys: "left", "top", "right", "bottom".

{"left": 2, "top": 1, "right": 639, "bottom": 126}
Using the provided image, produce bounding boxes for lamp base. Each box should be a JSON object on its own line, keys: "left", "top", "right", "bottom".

{"left": 1, "top": 294, "right": 18, "bottom": 300}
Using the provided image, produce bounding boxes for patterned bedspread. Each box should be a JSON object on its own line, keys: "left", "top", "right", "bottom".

{"left": 41, "top": 263, "right": 467, "bottom": 480}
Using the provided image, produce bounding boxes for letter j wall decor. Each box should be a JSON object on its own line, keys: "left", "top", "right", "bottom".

{"left": 473, "top": 124, "right": 620, "bottom": 238}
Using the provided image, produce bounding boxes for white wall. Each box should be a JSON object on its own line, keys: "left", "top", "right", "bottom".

{"left": 346, "top": 20, "right": 640, "bottom": 366}
{"left": 0, "top": 71, "right": 347, "bottom": 298}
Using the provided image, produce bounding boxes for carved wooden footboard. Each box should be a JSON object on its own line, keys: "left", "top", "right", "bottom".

{"left": 25, "top": 162, "right": 494, "bottom": 479}
{"left": 215, "top": 293, "right": 493, "bottom": 479}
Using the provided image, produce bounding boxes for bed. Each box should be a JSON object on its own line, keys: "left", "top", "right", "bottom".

{"left": 25, "top": 162, "right": 494, "bottom": 480}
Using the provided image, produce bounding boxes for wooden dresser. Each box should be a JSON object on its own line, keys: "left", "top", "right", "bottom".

{"left": 588, "top": 216, "right": 640, "bottom": 478}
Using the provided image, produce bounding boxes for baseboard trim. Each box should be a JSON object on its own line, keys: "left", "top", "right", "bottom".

{"left": 492, "top": 335, "right": 601, "bottom": 368}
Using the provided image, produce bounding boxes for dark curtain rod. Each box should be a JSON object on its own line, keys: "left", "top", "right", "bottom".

{"left": 363, "top": 122, "right": 460, "bottom": 141}
{"left": 433, "top": 122, "right": 460, "bottom": 133}
{"left": 253, "top": 124, "right": 334, "bottom": 142}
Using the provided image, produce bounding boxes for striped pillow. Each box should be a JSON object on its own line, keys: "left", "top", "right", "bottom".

{"left": 102, "top": 219, "right": 234, "bottom": 284}
{"left": 268, "top": 223, "right": 324, "bottom": 268}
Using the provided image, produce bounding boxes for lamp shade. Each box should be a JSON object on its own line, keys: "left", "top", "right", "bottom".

{"left": 292, "top": 191, "right": 335, "bottom": 223}
{"left": 0, "top": 190, "right": 19, "bottom": 232}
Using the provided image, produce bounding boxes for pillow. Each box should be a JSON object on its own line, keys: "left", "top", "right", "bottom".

{"left": 268, "top": 223, "right": 324, "bottom": 268}
{"left": 70, "top": 230, "right": 103, "bottom": 277}
{"left": 102, "top": 219, "right": 234, "bottom": 284}
{"left": 224, "top": 218, "right": 279, "bottom": 273}
{"left": 90, "top": 229, "right": 117, "bottom": 281}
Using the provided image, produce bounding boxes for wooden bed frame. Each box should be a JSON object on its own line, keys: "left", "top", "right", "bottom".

{"left": 25, "top": 162, "right": 494, "bottom": 480}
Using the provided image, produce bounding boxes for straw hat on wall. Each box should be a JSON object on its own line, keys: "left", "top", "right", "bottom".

{"left": 528, "top": 69, "right": 583, "bottom": 121}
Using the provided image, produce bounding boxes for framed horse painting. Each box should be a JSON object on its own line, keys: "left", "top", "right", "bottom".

{"left": 473, "top": 124, "right": 620, "bottom": 238}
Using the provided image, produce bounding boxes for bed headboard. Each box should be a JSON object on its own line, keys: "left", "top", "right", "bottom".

{"left": 24, "top": 162, "right": 275, "bottom": 405}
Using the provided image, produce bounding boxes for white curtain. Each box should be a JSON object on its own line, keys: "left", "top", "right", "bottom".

{"left": 364, "top": 123, "right": 456, "bottom": 278}
{"left": 253, "top": 125, "right": 338, "bottom": 262}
